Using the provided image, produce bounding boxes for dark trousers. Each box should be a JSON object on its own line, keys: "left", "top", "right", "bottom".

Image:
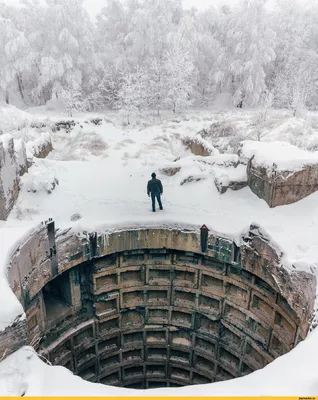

{"left": 151, "top": 193, "right": 163, "bottom": 211}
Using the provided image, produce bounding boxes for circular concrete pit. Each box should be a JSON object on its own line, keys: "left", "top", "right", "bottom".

{"left": 2, "top": 224, "right": 315, "bottom": 390}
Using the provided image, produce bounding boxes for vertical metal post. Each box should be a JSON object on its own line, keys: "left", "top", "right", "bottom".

{"left": 47, "top": 219, "right": 58, "bottom": 277}
{"left": 200, "top": 224, "right": 210, "bottom": 253}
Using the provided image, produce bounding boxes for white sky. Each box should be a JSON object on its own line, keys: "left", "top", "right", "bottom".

{"left": 3, "top": 0, "right": 237, "bottom": 18}
{"left": 83, "top": 0, "right": 234, "bottom": 18}
{"left": 3, "top": 0, "right": 277, "bottom": 19}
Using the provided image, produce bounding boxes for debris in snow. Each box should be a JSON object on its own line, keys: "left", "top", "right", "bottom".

{"left": 55, "top": 120, "right": 76, "bottom": 133}
{"left": 88, "top": 118, "right": 103, "bottom": 126}
{"left": 180, "top": 174, "right": 207, "bottom": 186}
{"left": 159, "top": 165, "right": 182, "bottom": 176}
{"left": 70, "top": 213, "right": 82, "bottom": 222}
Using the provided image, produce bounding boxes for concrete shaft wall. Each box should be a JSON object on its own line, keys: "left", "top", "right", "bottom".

{"left": 1, "top": 223, "right": 316, "bottom": 389}
{"left": 38, "top": 248, "right": 309, "bottom": 388}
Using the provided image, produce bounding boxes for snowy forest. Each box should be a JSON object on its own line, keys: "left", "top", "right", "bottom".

{"left": 0, "top": 0, "right": 317, "bottom": 116}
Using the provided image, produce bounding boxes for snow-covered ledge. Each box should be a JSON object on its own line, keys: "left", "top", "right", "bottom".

{"left": 0, "top": 219, "right": 316, "bottom": 395}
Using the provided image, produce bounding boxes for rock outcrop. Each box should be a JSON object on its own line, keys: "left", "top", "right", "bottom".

{"left": 240, "top": 141, "right": 318, "bottom": 208}
{"left": 0, "top": 135, "right": 28, "bottom": 220}
{"left": 27, "top": 133, "right": 53, "bottom": 159}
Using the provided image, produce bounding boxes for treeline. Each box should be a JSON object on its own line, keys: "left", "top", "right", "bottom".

{"left": 0, "top": 0, "right": 317, "bottom": 117}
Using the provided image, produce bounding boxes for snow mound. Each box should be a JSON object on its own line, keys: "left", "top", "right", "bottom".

{"left": 22, "top": 171, "right": 59, "bottom": 195}
{"left": 0, "top": 104, "right": 38, "bottom": 134}
{"left": 53, "top": 131, "right": 108, "bottom": 161}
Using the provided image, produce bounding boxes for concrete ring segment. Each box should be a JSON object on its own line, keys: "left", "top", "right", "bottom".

{"left": 1, "top": 221, "right": 316, "bottom": 389}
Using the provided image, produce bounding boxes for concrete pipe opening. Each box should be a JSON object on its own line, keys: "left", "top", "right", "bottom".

{"left": 4, "top": 224, "right": 315, "bottom": 390}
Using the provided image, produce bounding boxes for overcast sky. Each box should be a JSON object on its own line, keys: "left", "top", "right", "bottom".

{"left": 3, "top": 0, "right": 237, "bottom": 18}
{"left": 3, "top": 0, "right": 276, "bottom": 19}
{"left": 83, "top": 0, "right": 234, "bottom": 18}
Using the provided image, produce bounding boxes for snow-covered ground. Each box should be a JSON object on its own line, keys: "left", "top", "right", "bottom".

{"left": 8, "top": 107, "right": 318, "bottom": 273}
{"left": 1, "top": 105, "right": 318, "bottom": 395}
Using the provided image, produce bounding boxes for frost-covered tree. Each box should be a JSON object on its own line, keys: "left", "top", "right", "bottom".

{"left": 193, "top": 8, "right": 224, "bottom": 105}
{"left": 59, "top": 72, "right": 85, "bottom": 116}
{"left": 3, "top": 0, "right": 318, "bottom": 114}
{"left": 8, "top": 0, "right": 99, "bottom": 104}
{"left": 254, "top": 89, "right": 273, "bottom": 140}
{"left": 163, "top": 31, "right": 195, "bottom": 112}
{"left": 92, "top": 69, "right": 122, "bottom": 110}
{"left": 271, "top": 0, "right": 318, "bottom": 115}
{"left": 274, "top": 58, "right": 316, "bottom": 117}
{"left": 225, "top": 0, "right": 276, "bottom": 107}
{"left": 117, "top": 68, "right": 150, "bottom": 124}
{"left": 0, "top": 17, "right": 31, "bottom": 103}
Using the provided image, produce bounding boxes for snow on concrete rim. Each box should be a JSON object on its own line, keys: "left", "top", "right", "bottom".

{"left": 57, "top": 218, "right": 250, "bottom": 244}
{"left": 66, "top": 218, "right": 300, "bottom": 273}
{"left": 239, "top": 140, "right": 318, "bottom": 172}
{"left": 0, "top": 218, "right": 247, "bottom": 332}
{"left": 0, "top": 217, "right": 315, "bottom": 331}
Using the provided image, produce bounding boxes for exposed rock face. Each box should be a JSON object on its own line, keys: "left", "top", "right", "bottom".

{"left": 27, "top": 133, "right": 53, "bottom": 159}
{"left": 183, "top": 135, "right": 219, "bottom": 157}
{"left": 247, "top": 161, "right": 318, "bottom": 208}
{"left": 186, "top": 140, "right": 211, "bottom": 156}
{"left": 0, "top": 132, "right": 54, "bottom": 220}
{"left": 0, "top": 136, "right": 24, "bottom": 220}
{"left": 15, "top": 139, "right": 29, "bottom": 176}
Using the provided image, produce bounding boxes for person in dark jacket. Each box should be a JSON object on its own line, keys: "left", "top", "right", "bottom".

{"left": 147, "top": 172, "right": 163, "bottom": 212}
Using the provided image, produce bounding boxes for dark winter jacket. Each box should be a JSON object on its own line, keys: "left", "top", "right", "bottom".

{"left": 147, "top": 178, "right": 163, "bottom": 195}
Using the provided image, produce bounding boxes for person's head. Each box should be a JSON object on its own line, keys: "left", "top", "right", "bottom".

{"left": 151, "top": 172, "right": 156, "bottom": 179}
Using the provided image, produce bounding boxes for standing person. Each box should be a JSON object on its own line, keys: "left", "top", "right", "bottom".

{"left": 147, "top": 173, "right": 163, "bottom": 212}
